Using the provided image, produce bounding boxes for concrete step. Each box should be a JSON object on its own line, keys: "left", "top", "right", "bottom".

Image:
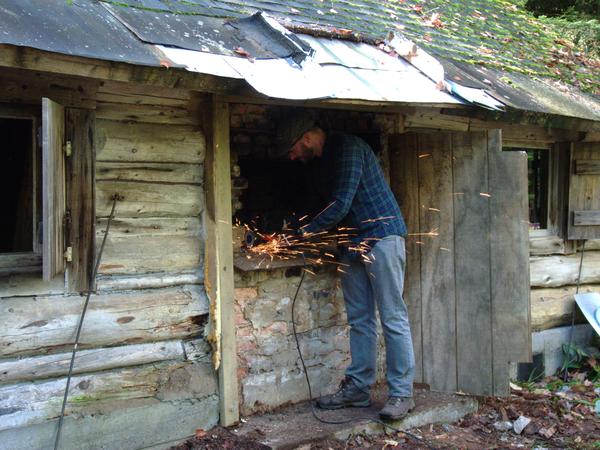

{"left": 234, "top": 388, "right": 478, "bottom": 449}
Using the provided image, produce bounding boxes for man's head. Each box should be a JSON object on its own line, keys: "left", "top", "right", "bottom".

{"left": 275, "top": 110, "right": 325, "bottom": 163}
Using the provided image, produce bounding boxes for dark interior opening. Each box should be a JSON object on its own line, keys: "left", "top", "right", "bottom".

{"left": 235, "top": 158, "right": 321, "bottom": 233}
{"left": 0, "top": 118, "right": 34, "bottom": 252}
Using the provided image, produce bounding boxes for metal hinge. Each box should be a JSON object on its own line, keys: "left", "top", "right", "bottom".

{"left": 64, "top": 246, "right": 73, "bottom": 262}
{"left": 64, "top": 140, "right": 72, "bottom": 157}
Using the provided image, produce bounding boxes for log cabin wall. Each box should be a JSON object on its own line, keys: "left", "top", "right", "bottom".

{"left": 0, "top": 68, "right": 217, "bottom": 450}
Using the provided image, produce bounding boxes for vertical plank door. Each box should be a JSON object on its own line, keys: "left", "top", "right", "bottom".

{"left": 389, "top": 130, "right": 530, "bottom": 396}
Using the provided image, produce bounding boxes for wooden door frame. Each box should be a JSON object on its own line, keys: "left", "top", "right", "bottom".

{"left": 204, "top": 96, "right": 239, "bottom": 426}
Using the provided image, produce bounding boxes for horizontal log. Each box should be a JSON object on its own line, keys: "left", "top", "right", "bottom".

{"left": 574, "top": 210, "right": 600, "bottom": 226}
{"left": 530, "top": 251, "right": 600, "bottom": 287}
{"left": 0, "top": 67, "right": 96, "bottom": 108}
{"left": 98, "top": 80, "right": 190, "bottom": 100}
{"left": 582, "top": 239, "right": 600, "bottom": 251}
{"left": 96, "top": 119, "right": 205, "bottom": 163}
{"left": 0, "top": 253, "right": 42, "bottom": 275}
{"left": 404, "top": 111, "right": 578, "bottom": 143}
{"left": 96, "top": 103, "right": 193, "bottom": 125}
{"left": 529, "top": 234, "right": 565, "bottom": 256}
{"left": 0, "top": 341, "right": 184, "bottom": 384}
{"left": 96, "top": 161, "right": 202, "bottom": 184}
{"left": 98, "top": 234, "right": 202, "bottom": 275}
{"left": 0, "top": 285, "right": 208, "bottom": 358}
{"left": 0, "top": 44, "right": 242, "bottom": 93}
{"left": 96, "top": 180, "right": 203, "bottom": 218}
{"left": 574, "top": 159, "right": 600, "bottom": 175}
{"left": 0, "top": 273, "right": 64, "bottom": 298}
{"left": 96, "top": 92, "right": 189, "bottom": 108}
{"left": 0, "top": 360, "right": 217, "bottom": 431}
{"left": 584, "top": 132, "right": 600, "bottom": 142}
{"left": 530, "top": 285, "right": 595, "bottom": 331}
{"left": 97, "top": 217, "right": 201, "bottom": 238}
{"left": 96, "top": 271, "right": 202, "bottom": 291}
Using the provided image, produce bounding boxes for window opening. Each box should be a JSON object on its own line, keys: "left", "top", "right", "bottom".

{"left": 0, "top": 117, "right": 35, "bottom": 253}
{"left": 504, "top": 147, "right": 549, "bottom": 230}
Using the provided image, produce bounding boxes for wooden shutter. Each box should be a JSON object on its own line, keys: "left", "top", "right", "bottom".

{"left": 42, "top": 98, "right": 66, "bottom": 281}
{"left": 66, "top": 109, "right": 95, "bottom": 292}
{"left": 568, "top": 142, "right": 600, "bottom": 239}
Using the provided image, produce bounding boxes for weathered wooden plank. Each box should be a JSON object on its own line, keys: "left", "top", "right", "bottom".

{"left": 96, "top": 180, "right": 203, "bottom": 218}
{"left": 96, "top": 119, "right": 205, "bottom": 163}
{"left": 529, "top": 233, "right": 566, "bottom": 255}
{"left": 0, "top": 341, "right": 184, "bottom": 384}
{"left": 0, "top": 273, "right": 64, "bottom": 298}
{"left": 66, "top": 108, "right": 96, "bottom": 293}
{"left": 97, "top": 217, "right": 201, "bottom": 238}
{"left": 96, "top": 161, "right": 203, "bottom": 184}
{"left": 568, "top": 142, "right": 600, "bottom": 239}
{"left": 489, "top": 135, "right": 531, "bottom": 396}
{"left": 205, "top": 98, "right": 239, "bottom": 425}
{"left": 0, "top": 68, "right": 96, "bottom": 108}
{"left": 530, "top": 286, "right": 594, "bottom": 331}
{"left": 0, "top": 44, "right": 242, "bottom": 94}
{"left": 573, "top": 210, "right": 600, "bottom": 226}
{"left": 547, "top": 143, "right": 570, "bottom": 239}
{"left": 42, "top": 98, "right": 66, "bottom": 281}
{"left": 96, "top": 271, "right": 202, "bottom": 291}
{"left": 0, "top": 254, "right": 41, "bottom": 272}
{"left": 97, "top": 80, "right": 191, "bottom": 101}
{"left": 418, "top": 133, "right": 457, "bottom": 392}
{"left": 96, "top": 103, "right": 193, "bottom": 125}
{"left": 0, "top": 286, "right": 208, "bottom": 358}
{"left": 574, "top": 159, "right": 600, "bottom": 175}
{"left": 404, "top": 111, "right": 577, "bottom": 143}
{"left": 530, "top": 251, "right": 600, "bottom": 287}
{"left": 0, "top": 360, "right": 217, "bottom": 431}
{"left": 96, "top": 92, "right": 189, "bottom": 108}
{"left": 453, "top": 132, "right": 493, "bottom": 395}
{"left": 389, "top": 133, "right": 423, "bottom": 383}
{"left": 98, "top": 234, "right": 202, "bottom": 275}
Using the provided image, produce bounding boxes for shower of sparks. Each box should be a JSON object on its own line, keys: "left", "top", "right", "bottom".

{"left": 241, "top": 223, "right": 361, "bottom": 270}
{"left": 407, "top": 229, "right": 439, "bottom": 237}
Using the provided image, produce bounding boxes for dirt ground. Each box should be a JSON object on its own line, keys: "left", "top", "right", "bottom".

{"left": 171, "top": 372, "right": 599, "bottom": 450}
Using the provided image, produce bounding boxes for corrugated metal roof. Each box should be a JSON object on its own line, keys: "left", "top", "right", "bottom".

{"left": 160, "top": 34, "right": 464, "bottom": 104}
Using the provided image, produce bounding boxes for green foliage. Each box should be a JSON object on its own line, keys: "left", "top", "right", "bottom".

{"left": 525, "top": 0, "right": 600, "bottom": 17}
{"left": 560, "top": 343, "right": 600, "bottom": 381}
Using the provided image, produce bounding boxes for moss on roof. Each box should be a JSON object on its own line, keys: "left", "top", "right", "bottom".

{"left": 102, "top": 0, "right": 599, "bottom": 94}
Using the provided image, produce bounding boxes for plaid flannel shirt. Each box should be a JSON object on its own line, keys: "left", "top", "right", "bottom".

{"left": 303, "top": 132, "right": 407, "bottom": 244}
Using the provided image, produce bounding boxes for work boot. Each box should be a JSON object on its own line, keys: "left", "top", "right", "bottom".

{"left": 316, "top": 377, "right": 371, "bottom": 409}
{"left": 379, "top": 396, "right": 415, "bottom": 420}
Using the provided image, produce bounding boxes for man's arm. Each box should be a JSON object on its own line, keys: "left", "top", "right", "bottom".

{"left": 302, "top": 145, "right": 362, "bottom": 233}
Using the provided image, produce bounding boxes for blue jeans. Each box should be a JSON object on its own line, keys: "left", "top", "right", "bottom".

{"left": 341, "top": 235, "right": 415, "bottom": 397}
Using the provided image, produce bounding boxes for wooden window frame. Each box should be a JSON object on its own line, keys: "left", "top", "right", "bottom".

{"left": 505, "top": 143, "right": 572, "bottom": 256}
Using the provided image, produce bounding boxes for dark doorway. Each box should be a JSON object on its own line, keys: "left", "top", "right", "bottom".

{"left": 0, "top": 118, "right": 34, "bottom": 252}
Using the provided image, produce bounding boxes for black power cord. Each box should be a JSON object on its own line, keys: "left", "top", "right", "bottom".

{"left": 54, "top": 195, "right": 120, "bottom": 450}
{"left": 290, "top": 268, "right": 440, "bottom": 450}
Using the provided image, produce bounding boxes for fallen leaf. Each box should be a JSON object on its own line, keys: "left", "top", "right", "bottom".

{"left": 195, "top": 428, "right": 206, "bottom": 439}
{"left": 234, "top": 47, "right": 251, "bottom": 58}
{"left": 538, "top": 426, "right": 556, "bottom": 439}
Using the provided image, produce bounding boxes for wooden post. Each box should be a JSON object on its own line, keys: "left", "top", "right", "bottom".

{"left": 204, "top": 97, "right": 238, "bottom": 426}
